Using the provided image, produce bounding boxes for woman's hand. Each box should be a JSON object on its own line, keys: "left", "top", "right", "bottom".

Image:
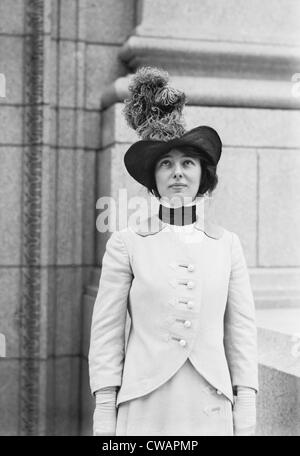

{"left": 93, "top": 387, "right": 117, "bottom": 436}
{"left": 233, "top": 386, "right": 257, "bottom": 436}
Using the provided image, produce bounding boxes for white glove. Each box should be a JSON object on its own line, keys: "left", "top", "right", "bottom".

{"left": 233, "top": 386, "right": 257, "bottom": 436}
{"left": 93, "top": 386, "right": 117, "bottom": 436}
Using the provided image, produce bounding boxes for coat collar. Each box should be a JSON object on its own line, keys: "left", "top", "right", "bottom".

{"left": 133, "top": 212, "right": 224, "bottom": 239}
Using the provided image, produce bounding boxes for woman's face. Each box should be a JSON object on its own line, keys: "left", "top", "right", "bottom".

{"left": 154, "top": 148, "right": 202, "bottom": 206}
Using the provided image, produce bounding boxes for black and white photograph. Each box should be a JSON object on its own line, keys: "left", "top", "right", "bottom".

{"left": 0, "top": 0, "right": 299, "bottom": 438}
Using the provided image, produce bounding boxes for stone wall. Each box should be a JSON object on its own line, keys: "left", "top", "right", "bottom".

{"left": 0, "top": 0, "right": 135, "bottom": 436}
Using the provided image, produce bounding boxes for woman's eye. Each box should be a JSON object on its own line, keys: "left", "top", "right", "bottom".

{"left": 184, "top": 160, "right": 194, "bottom": 165}
{"left": 160, "top": 160, "right": 171, "bottom": 166}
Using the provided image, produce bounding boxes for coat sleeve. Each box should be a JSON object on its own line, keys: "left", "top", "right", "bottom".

{"left": 224, "top": 232, "right": 259, "bottom": 393}
{"left": 88, "top": 231, "right": 133, "bottom": 395}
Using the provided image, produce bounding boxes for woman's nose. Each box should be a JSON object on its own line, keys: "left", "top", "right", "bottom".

{"left": 173, "top": 163, "right": 183, "bottom": 178}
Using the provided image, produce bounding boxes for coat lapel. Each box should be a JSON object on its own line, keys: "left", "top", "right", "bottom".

{"left": 134, "top": 212, "right": 224, "bottom": 239}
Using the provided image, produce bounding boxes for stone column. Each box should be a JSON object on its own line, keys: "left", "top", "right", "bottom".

{"left": 84, "top": 0, "right": 300, "bottom": 436}
{"left": 1, "top": 0, "right": 88, "bottom": 436}
{"left": 19, "top": 0, "right": 87, "bottom": 436}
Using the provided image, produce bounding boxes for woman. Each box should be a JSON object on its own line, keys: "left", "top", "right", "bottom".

{"left": 89, "top": 66, "right": 259, "bottom": 436}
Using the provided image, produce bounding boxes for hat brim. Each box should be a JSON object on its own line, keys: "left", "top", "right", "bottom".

{"left": 124, "top": 126, "right": 222, "bottom": 188}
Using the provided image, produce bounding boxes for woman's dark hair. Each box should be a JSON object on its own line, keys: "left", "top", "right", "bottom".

{"left": 146, "top": 145, "right": 218, "bottom": 198}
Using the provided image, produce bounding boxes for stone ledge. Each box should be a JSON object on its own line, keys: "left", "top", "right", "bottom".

{"left": 101, "top": 103, "right": 300, "bottom": 148}
{"left": 257, "top": 308, "right": 300, "bottom": 378}
{"left": 119, "top": 35, "right": 300, "bottom": 79}
{"left": 251, "top": 269, "right": 300, "bottom": 309}
{"left": 101, "top": 75, "right": 300, "bottom": 111}
{"left": 257, "top": 364, "right": 300, "bottom": 436}
{"left": 256, "top": 308, "right": 300, "bottom": 436}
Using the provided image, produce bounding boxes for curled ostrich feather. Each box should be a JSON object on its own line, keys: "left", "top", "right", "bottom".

{"left": 123, "top": 66, "right": 186, "bottom": 141}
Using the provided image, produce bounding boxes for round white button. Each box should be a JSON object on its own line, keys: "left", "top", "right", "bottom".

{"left": 179, "top": 339, "right": 187, "bottom": 347}
{"left": 187, "top": 300, "right": 194, "bottom": 309}
{"left": 184, "top": 320, "right": 192, "bottom": 328}
{"left": 216, "top": 390, "right": 222, "bottom": 395}
{"left": 188, "top": 264, "right": 195, "bottom": 272}
{"left": 187, "top": 281, "right": 194, "bottom": 289}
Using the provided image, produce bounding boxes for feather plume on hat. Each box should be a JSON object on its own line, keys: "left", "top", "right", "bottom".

{"left": 122, "top": 66, "right": 222, "bottom": 189}
{"left": 123, "top": 66, "right": 187, "bottom": 141}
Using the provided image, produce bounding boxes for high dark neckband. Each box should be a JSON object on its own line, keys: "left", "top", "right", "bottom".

{"left": 158, "top": 203, "right": 197, "bottom": 226}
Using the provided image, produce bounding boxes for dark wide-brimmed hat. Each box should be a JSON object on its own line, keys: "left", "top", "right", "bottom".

{"left": 123, "top": 66, "right": 222, "bottom": 189}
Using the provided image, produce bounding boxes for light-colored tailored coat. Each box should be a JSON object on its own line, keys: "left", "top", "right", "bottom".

{"left": 88, "top": 213, "right": 259, "bottom": 408}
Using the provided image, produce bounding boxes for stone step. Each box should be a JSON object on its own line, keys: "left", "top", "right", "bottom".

{"left": 256, "top": 308, "right": 300, "bottom": 436}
